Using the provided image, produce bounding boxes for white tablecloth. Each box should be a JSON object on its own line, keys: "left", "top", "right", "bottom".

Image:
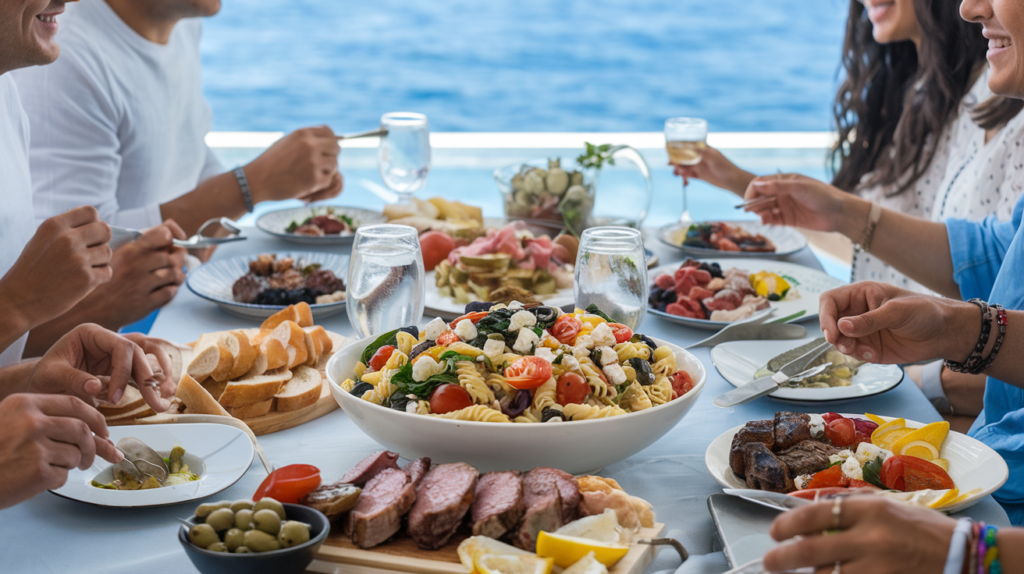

{"left": 1, "top": 228, "right": 1009, "bottom": 574}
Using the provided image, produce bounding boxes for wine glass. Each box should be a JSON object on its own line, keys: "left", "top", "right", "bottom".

{"left": 347, "top": 224, "right": 425, "bottom": 338}
{"left": 378, "top": 112, "right": 431, "bottom": 203}
{"left": 664, "top": 117, "right": 709, "bottom": 224}
{"left": 574, "top": 227, "right": 648, "bottom": 330}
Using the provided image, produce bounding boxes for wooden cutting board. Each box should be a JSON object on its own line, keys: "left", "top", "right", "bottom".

{"left": 313, "top": 523, "right": 666, "bottom": 574}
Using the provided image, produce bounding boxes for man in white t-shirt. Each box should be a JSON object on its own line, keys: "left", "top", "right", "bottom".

{"left": 0, "top": 0, "right": 176, "bottom": 509}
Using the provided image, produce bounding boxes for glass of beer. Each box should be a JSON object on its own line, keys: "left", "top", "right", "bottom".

{"left": 664, "top": 117, "right": 708, "bottom": 223}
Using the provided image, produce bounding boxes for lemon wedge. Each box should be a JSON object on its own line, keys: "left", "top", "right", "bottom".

{"left": 864, "top": 413, "right": 888, "bottom": 426}
{"left": 475, "top": 554, "right": 553, "bottom": 574}
{"left": 899, "top": 440, "right": 940, "bottom": 461}
{"left": 871, "top": 418, "right": 906, "bottom": 446}
{"left": 890, "top": 422, "right": 949, "bottom": 460}
{"left": 458, "top": 537, "right": 532, "bottom": 572}
{"left": 555, "top": 510, "right": 630, "bottom": 545}
{"left": 536, "top": 531, "right": 629, "bottom": 568}
{"left": 928, "top": 489, "right": 960, "bottom": 509}
{"left": 945, "top": 488, "right": 983, "bottom": 508}
{"left": 874, "top": 428, "right": 913, "bottom": 450}
{"left": 563, "top": 552, "right": 610, "bottom": 574}
{"left": 931, "top": 458, "right": 950, "bottom": 472}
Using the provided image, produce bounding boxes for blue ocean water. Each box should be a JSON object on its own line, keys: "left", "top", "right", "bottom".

{"left": 201, "top": 0, "right": 848, "bottom": 133}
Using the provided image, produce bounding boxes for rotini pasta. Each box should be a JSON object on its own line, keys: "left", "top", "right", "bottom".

{"left": 354, "top": 361, "right": 367, "bottom": 380}
{"left": 396, "top": 331, "right": 417, "bottom": 357}
{"left": 562, "top": 403, "right": 628, "bottom": 420}
{"left": 449, "top": 342, "right": 485, "bottom": 358}
{"left": 384, "top": 350, "right": 408, "bottom": 370}
{"left": 646, "top": 376, "right": 673, "bottom": 406}
{"left": 486, "top": 372, "right": 515, "bottom": 396}
{"left": 340, "top": 378, "right": 356, "bottom": 392}
{"left": 433, "top": 405, "right": 511, "bottom": 423}
{"left": 456, "top": 361, "right": 495, "bottom": 405}
{"left": 531, "top": 377, "right": 557, "bottom": 411}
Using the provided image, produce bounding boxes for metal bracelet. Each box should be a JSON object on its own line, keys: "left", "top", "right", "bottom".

{"left": 977, "top": 305, "right": 1007, "bottom": 373}
{"left": 857, "top": 202, "right": 882, "bottom": 252}
{"left": 233, "top": 166, "right": 254, "bottom": 213}
{"left": 945, "top": 299, "right": 992, "bottom": 374}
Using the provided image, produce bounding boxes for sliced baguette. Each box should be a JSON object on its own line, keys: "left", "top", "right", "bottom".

{"left": 294, "top": 302, "right": 314, "bottom": 327}
{"left": 218, "top": 368, "right": 293, "bottom": 408}
{"left": 246, "top": 352, "right": 270, "bottom": 378}
{"left": 226, "top": 398, "right": 274, "bottom": 419}
{"left": 303, "top": 330, "right": 320, "bottom": 367}
{"left": 152, "top": 339, "right": 192, "bottom": 384}
{"left": 274, "top": 365, "right": 323, "bottom": 412}
{"left": 187, "top": 334, "right": 233, "bottom": 382}
{"left": 209, "top": 338, "right": 236, "bottom": 382}
{"left": 220, "top": 331, "right": 258, "bottom": 382}
{"left": 305, "top": 326, "right": 334, "bottom": 356}
{"left": 104, "top": 403, "right": 156, "bottom": 422}
{"left": 261, "top": 338, "right": 289, "bottom": 371}
{"left": 175, "top": 374, "right": 231, "bottom": 417}
{"left": 260, "top": 321, "right": 308, "bottom": 369}
{"left": 96, "top": 385, "right": 145, "bottom": 417}
{"left": 202, "top": 378, "right": 228, "bottom": 402}
{"left": 260, "top": 305, "right": 300, "bottom": 332}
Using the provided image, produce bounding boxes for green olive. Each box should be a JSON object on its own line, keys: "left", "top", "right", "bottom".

{"left": 188, "top": 523, "right": 220, "bottom": 549}
{"left": 229, "top": 499, "right": 254, "bottom": 512}
{"left": 243, "top": 529, "right": 281, "bottom": 553}
{"left": 253, "top": 509, "right": 282, "bottom": 536}
{"left": 253, "top": 497, "right": 286, "bottom": 520}
{"left": 206, "top": 542, "right": 228, "bottom": 553}
{"left": 234, "top": 509, "right": 254, "bottom": 531}
{"left": 278, "top": 521, "right": 311, "bottom": 548}
{"left": 195, "top": 500, "right": 231, "bottom": 520}
{"left": 205, "top": 508, "right": 236, "bottom": 532}
{"left": 234, "top": 546, "right": 252, "bottom": 554}
{"left": 223, "top": 528, "right": 245, "bottom": 551}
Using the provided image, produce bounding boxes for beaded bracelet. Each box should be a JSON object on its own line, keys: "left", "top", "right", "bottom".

{"left": 978, "top": 521, "right": 988, "bottom": 574}
{"left": 969, "top": 521, "right": 981, "bottom": 574}
{"left": 977, "top": 305, "right": 1008, "bottom": 373}
{"left": 946, "top": 299, "right": 993, "bottom": 374}
{"left": 983, "top": 525, "right": 1001, "bottom": 574}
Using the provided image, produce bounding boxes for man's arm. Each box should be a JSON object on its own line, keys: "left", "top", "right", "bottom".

{"left": 0, "top": 361, "right": 37, "bottom": 401}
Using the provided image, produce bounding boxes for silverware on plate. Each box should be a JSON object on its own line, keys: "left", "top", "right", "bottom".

{"left": 109, "top": 217, "right": 246, "bottom": 251}
{"left": 722, "top": 488, "right": 810, "bottom": 512}
{"left": 712, "top": 338, "right": 831, "bottom": 407}
{"left": 685, "top": 309, "right": 807, "bottom": 349}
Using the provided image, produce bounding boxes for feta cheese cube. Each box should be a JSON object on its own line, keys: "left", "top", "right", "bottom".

{"left": 590, "top": 322, "right": 616, "bottom": 347}
{"left": 841, "top": 456, "right": 863, "bottom": 481}
{"left": 412, "top": 356, "right": 441, "bottom": 382}
{"left": 794, "top": 474, "right": 812, "bottom": 490}
{"left": 596, "top": 346, "right": 618, "bottom": 366}
{"left": 425, "top": 317, "right": 450, "bottom": 341}
{"left": 535, "top": 347, "right": 557, "bottom": 363}
{"left": 560, "top": 355, "right": 580, "bottom": 372}
{"left": 513, "top": 328, "right": 540, "bottom": 354}
{"left": 454, "top": 319, "right": 478, "bottom": 341}
{"left": 508, "top": 310, "right": 537, "bottom": 332}
{"left": 482, "top": 338, "right": 505, "bottom": 360}
{"left": 507, "top": 301, "right": 525, "bottom": 311}
{"left": 574, "top": 335, "right": 595, "bottom": 351}
{"left": 603, "top": 363, "right": 627, "bottom": 385}
{"left": 855, "top": 442, "right": 889, "bottom": 464}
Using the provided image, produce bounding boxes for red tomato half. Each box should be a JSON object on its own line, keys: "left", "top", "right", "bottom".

{"left": 368, "top": 345, "right": 395, "bottom": 372}
{"left": 898, "top": 455, "right": 955, "bottom": 491}
{"left": 822, "top": 412, "right": 843, "bottom": 424}
{"left": 254, "top": 464, "right": 321, "bottom": 504}
{"left": 449, "top": 312, "right": 489, "bottom": 329}
{"left": 669, "top": 370, "right": 694, "bottom": 400}
{"left": 824, "top": 418, "right": 857, "bottom": 447}
{"left": 789, "top": 487, "right": 850, "bottom": 500}
{"left": 805, "top": 465, "right": 849, "bottom": 490}
{"left": 549, "top": 315, "right": 583, "bottom": 345}
{"left": 881, "top": 456, "right": 906, "bottom": 491}
{"left": 556, "top": 372, "right": 589, "bottom": 406}
{"left": 504, "top": 356, "right": 553, "bottom": 390}
{"left": 429, "top": 384, "right": 473, "bottom": 414}
{"left": 607, "top": 323, "right": 633, "bottom": 344}
{"left": 435, "top": 331, "right": 460, "bottom": 346}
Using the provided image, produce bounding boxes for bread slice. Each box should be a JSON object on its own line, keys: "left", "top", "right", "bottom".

{"left": 316, "top": 330, "right": 347, "bottom": 371}
{"left": 260, "top": 305, "right": 300, "bottom": 332}
{"left": 97, "top": 384, "right": 145, "bottom": 417}
{"left": 261, "top": 338, "right": 289, "bottom": 371}
{"left": 246, "top": 352, "right": 270, "bottom": 378}
{"left": 209, "top": 338, "right": 236, "bottom": 382}
{"left": 202, "top": 378, "right": 228, "bottom": 402}
{"left": 305, "top": 326, "right": 334, "bottom": 355}
{"left": 303, "top": 330, "right": 320, "bottom": 367}
{"left": 105, "top": 403, "right": 157, "bottom": 422}
{"left": 259, "top": 321, "right": 308, "bottom": 370}
{"left": 175, "top": 374, "right": 231, "bottom": 417}
{"left": 226, "top": 398, "right": 274, "bottom": 419}
{"left": 294, "top": 302, "right": 314, "bottom": 327}
{"left": 151, "top": 339, "right": 191, "bottom": 383}
{"left": 217, "top": 331, "right": 258, "bottom": 382}
{"left": 274, "top": 365, "right": 323, "bottom": 412}
{"left": 218, "top": 368, "right": 293, "bottom": 408}
{"left": 187, "top": 334, "right": 233, "bottom": 382}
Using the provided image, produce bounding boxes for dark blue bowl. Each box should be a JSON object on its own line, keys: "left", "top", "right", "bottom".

{"left": 178, "top": 503, "right": 329, "bottom": 574}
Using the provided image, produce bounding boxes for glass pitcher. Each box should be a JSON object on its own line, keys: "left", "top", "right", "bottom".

{"left": 590, "top": 144, "right": 653, "bottom": 230}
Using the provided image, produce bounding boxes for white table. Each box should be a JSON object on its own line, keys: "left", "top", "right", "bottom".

{"left": 2, "top": 227, "right": 1009, "bottom": 574}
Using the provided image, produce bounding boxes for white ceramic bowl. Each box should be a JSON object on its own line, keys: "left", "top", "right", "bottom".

{"left": 326, "top": 337, "right": 706, "bottom": 474}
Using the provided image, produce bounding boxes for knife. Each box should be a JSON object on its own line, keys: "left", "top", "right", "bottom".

{"left": 713, "top": 338, "right": 832, "bottom": 407}
{"left": 722, "top": 488, "right": 811, "bottom": 512}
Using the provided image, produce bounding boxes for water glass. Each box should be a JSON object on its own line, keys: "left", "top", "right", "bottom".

{"left": 664, "top": 117, "right": 709, "bottom": 223}
{"left": 347, "top": 224, "right": 425, "bottom": 338}
{"left": 574, "top": 227, "right": 648, "bottom": 330}
{"left": 378, "top": 112, "right": 431, "bottom": 202}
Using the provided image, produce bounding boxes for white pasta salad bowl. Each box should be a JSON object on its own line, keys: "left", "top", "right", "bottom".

{"left": 326, "top": 335, "right": 705, "bottom": 474}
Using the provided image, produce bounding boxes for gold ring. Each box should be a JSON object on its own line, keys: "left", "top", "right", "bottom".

{"left": 831, "top": 497, "right": 843, "bottom": 530}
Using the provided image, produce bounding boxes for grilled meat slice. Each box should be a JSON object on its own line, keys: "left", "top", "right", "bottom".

{"left": 341, "top": 450, "right": 400, "bottom": 486}
{"left": 403, "top": 457, "right": 431, "bottom": 487}
{"left": 774, "top": 412, "right": 812, "bottom": 451}
{"left": 742, "top": 442, "right": 794, "bottom": 493}
{"left": 517, "top": 468, "right": 574, "bottom": 551}
{"left": 407, "top": 463, "right": 479, "bottom": 550}
{"left": 777, "top": 441, "right": 841, "bottom": 477}
{"left": 471, "top": 470, "right": 524, "bottom": 539}
{"left": 346, "top": 468, "right": 417, "bottom": 548}
{"left": 300, "top": 482, "right": 361, "bottom": 520}
{"left": 729, "top": 419, "right": 775, "bottom": 478}
{"left": 268, "top": 268, "right": 305, "bottom": 290}
{"left": 232, "top": 273, "right": 263, "bottom": 304}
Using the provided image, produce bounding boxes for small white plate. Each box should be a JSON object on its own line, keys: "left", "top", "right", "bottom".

{"left": 256, "top": 206, "right": 387, "bottom": 245}
{"left": 50, "top": 424, "right": 254, "bottom": 508}
{"left": 648, "top": 259, "right": 845, "bottom": 331}
{"left": 423, "top": 270, "right": 575, "bottom": 319}
{"left": 187, "top": 251, "right": 349, "bottom": 320}
{"left": 656, "top": 221, "right": 807, "bottom": 258}
{"left": 711, "top": 337, "right": 904, "bottom": 403}
{"left": 705, "top": 415, "right": 1008, "bottom": 514}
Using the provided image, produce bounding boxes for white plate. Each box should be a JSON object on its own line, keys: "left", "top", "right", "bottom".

{"left": 256, "top": 206, "right": 387, "bottom": 245}
{"left": 326, "top": 336, "right": 706, "bottom": 474}
{"left": 187, "top": 251, "right": 349, "bottom": 320}
{"left": 50, "top": 424, "right": 254, "bottom": 508}
{"left": 711, "top": 338, "right": 904, "bottom": 403}
{"left": 656, "top": 220, "right": 807, "bottom": 258}
{"left": 704, "top": 415, "right": 1008, "bottom": 514}
{"left": 424, "top": 270, "right": 575, "bottom": 319}
{"left": 648, "top": 259, "right": 845, "bottom": 331}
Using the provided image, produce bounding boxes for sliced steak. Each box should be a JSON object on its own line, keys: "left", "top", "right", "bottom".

{"left": 342, "top": 450, "right": 400, "bottom": 486}
{"left": 347, "top": 468, "right": 417, "bottom": 548}
{"left": 729, "top": 419, "right": 775, "bottom": 478}
{"left": 471, "top": 470, "right": 524, "bottom": 539}
{"left": 743, "top": 442, "right": 794, "bottom": 493}
{"left": 404, "top": 457, "right": 431, "bottom": 487}
{"left": 407, "top": 462, "right": 479, "bottom": 550}
{"left": 774, "top": 412, "right": 812, "bottom": 451}
{"left": 777, "top": 441, "right": 840, "bottom": 477}
{"left": 516, "top": 468, "right": 567, "bottom": 551}
{"left": 550, "top": 468, "right": 579, "bottom": 524}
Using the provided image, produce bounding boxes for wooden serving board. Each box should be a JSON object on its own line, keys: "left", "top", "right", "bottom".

{"left": 312, "top": 523, "right": 666, "bottom": 574}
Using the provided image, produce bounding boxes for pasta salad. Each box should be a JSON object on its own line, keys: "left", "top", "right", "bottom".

{"left": 340, "top": 303, "right": 697, "bottom": 423}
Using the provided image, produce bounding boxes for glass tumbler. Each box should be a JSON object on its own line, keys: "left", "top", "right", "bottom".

{"left": 347, "top": 224, "right": 425, "bottom": 338}
{"left": 574, "top": 227, "right": 648, "bottom": 330}
{"left": 378, "top": 112, "right": 431, "bottom": 202}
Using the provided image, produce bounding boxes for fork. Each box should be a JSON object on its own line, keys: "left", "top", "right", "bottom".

{"left": 109, "top": 217, "right": 247, "bottom": 251}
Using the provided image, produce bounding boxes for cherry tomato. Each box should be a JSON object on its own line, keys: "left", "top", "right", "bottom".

{"left": 435, "top": 331, "right": 460, "bottom": 346}
{"left": 824, "top": 417, "right": 857, "bottom": 447}
{"left": 419, "top": 231, "right": 457, "bottom": 271}
{"left": 429, "top": 383, "right": 473, "bottom": 414}
{"left": 669, "top": 370, "right": 694, "bottom": 400}
{"left": 821, "top": 412, "right": 843, "bottom": 424}
{"left": 852, "top": 418, "right": 879, "bottom": 448}
{"left": 449, "top": 311, "right": 489, "bottom": 329}
{"left": 607, "top": 323, "right": 633, "bottom": 344}
{"left": 368, "top": 345, "right": 396, "bottom": 372}
{"left": 881, "top": 456, "right": 906, "bottom": 491}
{"left": 897, "top": 455, "right": 955, "bottom": 491}
{"left": 556, "top": 372, "right": 589, "bottom": 406}
{"left": 549, "top": 315, "right": 583, "bottom": 345}
{"left": 504, "top": 356, "right": 554, "bottom": 390}
{"left": 254, "top": 464, "right": 321, "bottom": 504}
{"left": 804, "top": 465, "right": 849, "bottom": 490}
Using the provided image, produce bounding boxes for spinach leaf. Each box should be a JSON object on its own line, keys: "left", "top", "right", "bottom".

{"left": 861, "top": 456, "right": 887, "bottom": 489}
{"left": 476, "top": 308, "right": 515, "bottom": 335}
{"left": 389, "top": 359, "right": 461, "bottom": 399}
{"left": 585, "top": 304, "right": 612, "bottom": 322}
{"left": 360, "top": 329, "right": 400, "bottom": 365}
{"left": 389, "top": 391, "right": 412, "bottom": 413}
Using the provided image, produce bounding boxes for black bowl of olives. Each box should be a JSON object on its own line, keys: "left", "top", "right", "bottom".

{"left": 178, "top": 498, "right": 329, "bottom": 574}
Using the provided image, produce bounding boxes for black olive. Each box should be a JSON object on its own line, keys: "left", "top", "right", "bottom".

{"left": 628, "top": 357, "right": 655, "bottom": 386}
{"left": 285, "top": 287, "right": 317, "bottom": 305}
{"left": 389, "top": 392, "right": 412, "bottom": 412}
{"left": 349, "top": 381, "right": 374, "bottom": 397}
{"left": 408, "top": 340, "right": 434, "bottom": 360}
{"left": 464, "top": 301, "right": 494, "bottom": 313}
{"left": 398, "top": 326, "right": 419, "bottom": 339}
{"left": 527, "top": 306, "right": 558, "bottom": 328}
{"left": 501, "top": 390, "right": 531, "bottom": 419}
{"left": 541, "top": 407, "right": 564, "bottom": 422}
{"left": 631, "top": 334, "right": 659, "bottom": 361}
